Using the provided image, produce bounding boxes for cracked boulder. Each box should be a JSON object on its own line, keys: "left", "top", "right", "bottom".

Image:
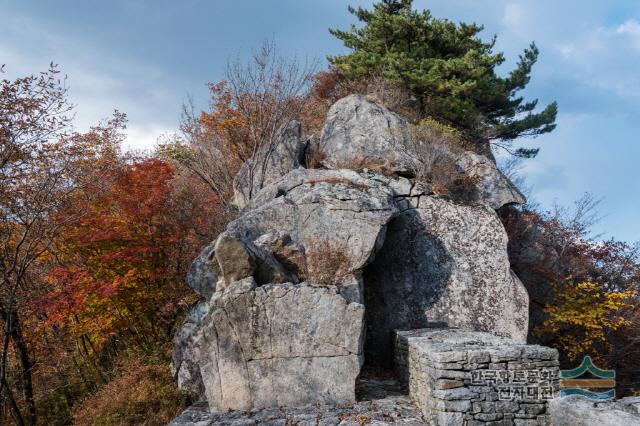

{"left": 227, "top": 168, "right": 400, "bottom": 299}
{"left": 173, "top": 169, "right": 403, "bottom": 410}
{"left": 184, "top": 231, "right": 296, "bottom": 298}
{"left": 232, "top": 121, "right": 307, "bottom": 209}
{"left": 176, "top": 278, "right": 364, "bottom": 412}
{"left": 253, "top": 231, "right": 307, "bottom": 280}
{"left": 214, "top": 232, "right": 295, "bottom": 291}
{"left": 180, "top": 169, "right": 401, "bottom": 302}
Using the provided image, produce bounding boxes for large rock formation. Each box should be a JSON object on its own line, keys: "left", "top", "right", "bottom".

{"left": 174, "top": 169, "right": 400, "bottom": 411}
{"left": 172, "top": 94, "right": 531, "bottom": 415}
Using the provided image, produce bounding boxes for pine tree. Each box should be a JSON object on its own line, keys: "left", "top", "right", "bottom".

{"left": 329, "top": 0, "right": 557, "bottom": 153}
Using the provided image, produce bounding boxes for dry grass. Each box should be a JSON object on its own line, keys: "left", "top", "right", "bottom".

{"left": 364, "top": 76, "right": 422, "bottom": 122}
{"left": 419, "top": 152, "right": 480, "bottom": 200}
{"left": 305, "top": 240, "right": 351, "bottom": 285}
{"left": 305, "top": 142, "right": 327, "bottom": 169}
{"left": 407, "top": 118, "right": 471, "bottom": 156}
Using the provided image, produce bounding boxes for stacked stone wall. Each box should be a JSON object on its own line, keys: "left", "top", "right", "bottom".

{"left": 394, "top": 329, "right": 559, "bottom": 426}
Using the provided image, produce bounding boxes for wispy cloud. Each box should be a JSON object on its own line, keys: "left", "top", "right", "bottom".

{"left": 553, "top": 19, "right": 640, "bottom": 101}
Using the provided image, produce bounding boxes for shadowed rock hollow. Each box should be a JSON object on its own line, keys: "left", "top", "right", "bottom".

{"left": 171, "top": 94, "right": 530, "bottom": 419}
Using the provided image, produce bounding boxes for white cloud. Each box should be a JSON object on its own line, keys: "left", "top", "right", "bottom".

{"left": 616, "top": 19, "right": 640, "bottom": 36}
{"left": 0, "top": 11, "right": 178, "bottom": 152}
{"left": 124, "top": 124, "right": 172, "bottom": 153}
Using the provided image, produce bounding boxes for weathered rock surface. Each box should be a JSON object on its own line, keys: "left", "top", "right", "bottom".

{"left": 172, "top": 300, "right": 208, "bottom": 397}
{"left": 364, "top": 195, "right": 529, "bottom": 365}
{"left": 319, "top": 94, "right": 421, "bottom": 176}
{"left": 227, "top": 168, "right": 400, "bottom": 296}
{"left": 185, "top": 242, "right": 218, "bottom": 299}
{"left": 184, "top": 168, "right": 401, "bottom": 302}
{"left": 253, "top": 231, "right": 307, "bottom": 279}
{"left": 214, "top": 232, "right": 295, "bottom": 290}
{"left": 618, "top": 397, "right": 640, "bottom": 415}
{"left": 233, "top": 121, "right": 307, "bottom": 209}
{"left": 549, "top": 395, "right": 640, "bottom": 425}
{"left": 175, "top": 279, "right": 363, "bottom": 412}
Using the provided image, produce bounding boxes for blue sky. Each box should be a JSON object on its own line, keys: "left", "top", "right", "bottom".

{"left": 2, "top": 0, "right": 639, "bottom": 242}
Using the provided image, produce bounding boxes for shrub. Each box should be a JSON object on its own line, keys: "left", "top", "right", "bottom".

{"left": 72, "top": 358, "right": 189, "bottom": 426}
{"left": 363, "top": 76, "right": 421, "bottom": 122}
{"left": 403, "top": 119, "right": 479, "bottom": 199}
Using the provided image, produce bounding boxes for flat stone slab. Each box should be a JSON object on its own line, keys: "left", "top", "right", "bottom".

{"left": 549, "top": 395, "right": 640, "bottom": 425}
{"left": 170, "top": 376, "right": 427, "bottom": 425}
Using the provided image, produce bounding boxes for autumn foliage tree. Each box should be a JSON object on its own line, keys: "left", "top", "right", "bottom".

{"left": 0, "top": 64, "right": 120, "bottom": 425}
{"left": 500, "top": 197, "right": 640, "bottom": 395}
{"left": 0, "top": 65, "right": 225, "bottom": 425}
{"left": 34, "top": 153, "right": 224, "bottom": 422}
{"left": 162, "top": 40, "right": 316, "bottom": 207}
{"left": 44, "top": 159, "right": 188, "bottom": 345}
{"left": 539, "top": 281, "right": 634, "bottom": 362}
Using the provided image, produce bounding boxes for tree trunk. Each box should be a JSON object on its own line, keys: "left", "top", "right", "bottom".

{"left": 1, "top": 376, "right": 25, "bottom": 426}
{"left": 0, "top": 307, "right": 36, "bottom": 425}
